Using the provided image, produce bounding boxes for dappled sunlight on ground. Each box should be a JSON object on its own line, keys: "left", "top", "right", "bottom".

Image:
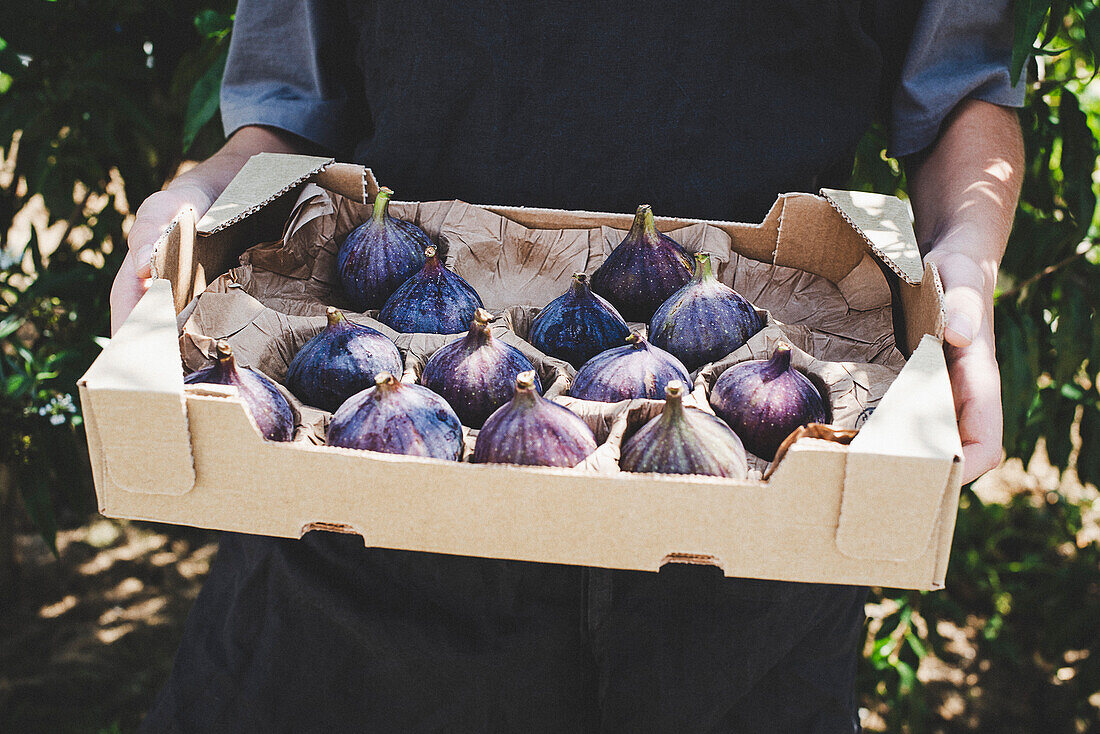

{"left": 860, "top": 443, "right": 1100, "bottom": 732}
{"left": 0, "top": 520, "right": 216, "bottom": 733}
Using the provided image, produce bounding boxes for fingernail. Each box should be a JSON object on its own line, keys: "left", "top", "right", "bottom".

{"left": 946, "top": 312, "right": 974, "bottom": 344}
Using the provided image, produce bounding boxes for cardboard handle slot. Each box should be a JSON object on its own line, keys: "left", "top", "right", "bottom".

{"left": 835, "top": 335, "right": 962, "bottom": 561}
{"left": 300, "top": 522, "right": 365, "bottom": 539}
{"left": 79, "top": 281, "right": 196, "bottom": 496}
{"left": 660, "top": 553, "right": 724, "bottom": 570}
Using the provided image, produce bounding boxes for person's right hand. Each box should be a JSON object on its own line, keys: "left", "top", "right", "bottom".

{"left": 110, "top": 183, "right": 214, "bottom": 334}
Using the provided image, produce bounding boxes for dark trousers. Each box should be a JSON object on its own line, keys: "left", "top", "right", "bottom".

{"left": 141, "top": 532, "right": 867, "bottom": 733}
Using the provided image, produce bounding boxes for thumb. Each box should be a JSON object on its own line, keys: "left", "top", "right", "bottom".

{"left": 932, "top": 252, "right": 988, "bottom": 348}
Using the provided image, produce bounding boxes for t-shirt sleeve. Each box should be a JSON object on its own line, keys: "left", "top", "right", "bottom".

{"left": 888, "top": 0, "right": 1027, "bottom": 158}
{"left": 220, "top": 0, "right": 360, "bottom": 154}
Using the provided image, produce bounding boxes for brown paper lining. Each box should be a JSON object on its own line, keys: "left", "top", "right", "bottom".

{"left": 181, "top": 185, "right": 906, "bottom": 476}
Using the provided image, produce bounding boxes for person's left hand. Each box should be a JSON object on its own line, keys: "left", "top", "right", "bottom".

{"left": 924, "top": 246, "right": 1003, "bottom": 483}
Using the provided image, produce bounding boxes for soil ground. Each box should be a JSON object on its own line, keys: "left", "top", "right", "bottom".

{"left": 0, "top": 521, "right": 217, "bottom": 733}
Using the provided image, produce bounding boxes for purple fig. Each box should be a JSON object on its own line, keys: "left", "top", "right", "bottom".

{"left": 649, "top": 252, "right": 764, "bottom": 371}
{"left": 472, "top": 371, "right": 597, "bottom": 467}
{"left": 528, "top": 272, "right": 631, "bottom": 368}
{"left": 590, "top": 204, "right": 694, "bottom": 322}
{"left": 709, "top": 345, "right": 828, "bottom": 461}
{"left": 184, "top": 341, "right": 295, "bottom": 442}
{"left": 620, "top": 381, "right": 747, "bottom": 478}
{"left": 337, "top": 187, "right": 429, "bottom": 309}
{"left": 569, "top": 332, "right": 691, "bottom": 402}
{"left": 285, "top": 307, "right": 403, "bottom": 412}
{"left": 420, "top": 308, "right": 542, "bottom": 428}
{"left": 326, "top": 372, "right": 462, "bottom": 460}
{"left": 378, "top": 246, "right": 484, "bottom": 334}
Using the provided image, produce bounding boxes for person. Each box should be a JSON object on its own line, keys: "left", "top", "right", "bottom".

{"left": 114, "top": 2, "right": 1024, "bottom": 731}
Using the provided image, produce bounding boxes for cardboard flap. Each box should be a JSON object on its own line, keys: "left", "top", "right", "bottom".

{"left": 197, "top": 153, "right": 335, "bottom": 234}
{"left": 150, "top": 209, "right": 198, "bottom": 314}
{"left": 820, "top": 189, "right": 923, "bottom": 286}
{"left": 774, "top": 193, "right": 869, "bottom": 286}
{"left": 313, "top": 163, "right": 378, "bottom": 204}
{"left": 836, "top": 334, "right": 962, "bottom": 560}
{"left": 79, "top": 280, "right": 195, "bottom": 495}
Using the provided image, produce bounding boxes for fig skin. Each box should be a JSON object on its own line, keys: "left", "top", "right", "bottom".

{"left": 285, "top": 307, "right": 403, "bottom": 413}
{"left": 473, "top": 371, "right": 597, "bottom": 467}
{"left": 420, "top": 308, "right": 541, "bottom": 428}
{"left": 620, "top": 381, "right": 748, "bottom": 478}
{"left": 649, "top": 252, "right": 765, "bottom": 371}
{"left": 184, "top": 340, "right": 295, "bottom": 442}
{"left": 378, "top": 246, "right": 484, "bottom": 334}
{"left": 528, "top": 272, "right": 631, "bottom": 368}
{"left": 590, "top": 204, "right": 694, "bottom": 322}
{"left": 569, "top": 333, "right": 691, "bottom": 402}
{"left": 709, "top": 345, "right": 828, "bottom": 461}
{"left": 326, "top": 372, "right": 463, "bottom": 461}
{"left": 337, "top": 187, "right": 429, "bottom": 310}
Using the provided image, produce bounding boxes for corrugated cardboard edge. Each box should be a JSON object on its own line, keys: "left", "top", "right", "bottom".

{"left": 820, "top": 188, "right": 923, "bottom": 285}
{"left": 197, "top": 153, "right": 336, "bottom": 234}
{"left": 150, "top": 209, "right": 196, "bottom": 314}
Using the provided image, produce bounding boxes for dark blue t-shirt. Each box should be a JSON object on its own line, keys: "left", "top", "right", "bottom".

{"left": 220, "top": 0, "right": 1023, "bottom": 221}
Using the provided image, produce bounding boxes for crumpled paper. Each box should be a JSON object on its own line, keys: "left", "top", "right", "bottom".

{"left": 180, "top": 184, "right": 906, "bottom": 475}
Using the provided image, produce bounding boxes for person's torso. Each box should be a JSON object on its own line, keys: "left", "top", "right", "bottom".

{"left": 345, "top": 0, "right": 887, "bottom": 222}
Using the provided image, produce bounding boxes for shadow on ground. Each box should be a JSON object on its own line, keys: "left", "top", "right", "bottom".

{"left": 0, "top": 520, "right": 218, "bottom": 733}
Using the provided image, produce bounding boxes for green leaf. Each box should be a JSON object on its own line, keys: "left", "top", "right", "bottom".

{"left": 1078, "top": 2, "right": 1100, "bottom": 65}
{"left": 194, "top": 10, "right": 233, "bottom": 40}
{"left": 1038, "top": 387, "right": 1079, "bottom": 471}
{"left": 17, "top": 465, "right": 57, "bottom": 557}
{"left": 4, "top": 373, "right": 26, "bottom": 396}
{"left": 1043, "top": 0, "right": 1071, "bottom": 44}
{"left": 1090, "top": 306, "right": 1100, "bottom": 381}
{"left": 1013, "top": 0, "right": 1054, "bottom": 83}
{"left": 181, "top": 41, "right": 228, "bottom": 154}
{"left": 1051, "top": 279, "right": 1092, "bottom": 383}
{"left": 1078, "top": 404, "right": 1100, "bottom": 487}
{"left": 0, "top": 315, "right": 22, "bottom": 339}
{"left": 23, "top": 225, "right": 42, "bottom": 274}
{"left": 997, "top": 306, "right": 1039, "bottom": 457}
{"left": 1057, "top": 90, "right": 1099, "bottom": 236}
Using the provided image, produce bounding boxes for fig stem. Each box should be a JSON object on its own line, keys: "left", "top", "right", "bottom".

{"left": 516, "top": 370, "right": 538, "bottom": 391}
{"left": 513, "top": 370, "right": 539, "bottom": 406}
{"left": 626, "top": 332, "right": 643, "bottom": 347}
{"left": 693, "top": 252, "right": 714, "bottom": 283}
{"left": 215, "top": 340, "right": 233, "bottom": 362}
{"left": 627, "top": 204, "right": 658, "bottom": 240}
{"left": 326, "top": 307, "right": 344, "bottom": 327}
{"left": 371, "top": 187, "right": 393, "bottom": 222}
{"left": 571, "top": 271, "right": 592, "bottom": 297}
{"left": 760, "top": 345, "right": 792, "bottom": 381}
{"left": 661, "top": 380, "right": 686, "bottom": 422}
{"left": 466, "top": 309, "right": 494, "bottom": 345}
{"left": 213, "top": 340, "right": 236, "bottom": 377}
{"left": 424, "top": 245, "right": 437, "bottom": 260}
{"left": 374, "top": 371, "right": 399, "bottom": 391}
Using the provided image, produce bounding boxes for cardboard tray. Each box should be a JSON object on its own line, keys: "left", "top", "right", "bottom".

{"left": 78, "top": 153, "right": 963, "bottom": 590}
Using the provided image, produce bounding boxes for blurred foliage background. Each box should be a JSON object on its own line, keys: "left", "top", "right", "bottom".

{"left": 0, "top": 1, "right": 1098, "bottom": 731}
